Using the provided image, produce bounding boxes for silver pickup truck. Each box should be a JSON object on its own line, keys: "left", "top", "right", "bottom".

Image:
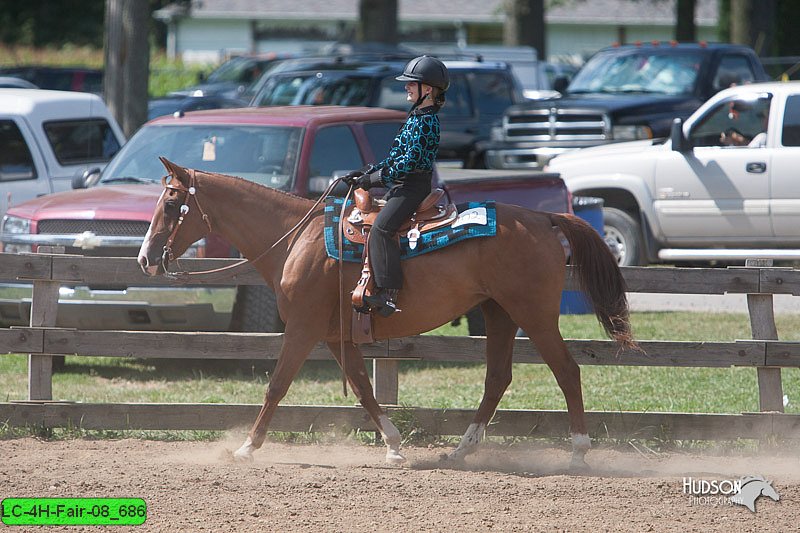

{"left": 547, "top": 81, "right": 800, "bottom": 266}
{"left": 0, "top": 89, "right": 125, "bottom": 222}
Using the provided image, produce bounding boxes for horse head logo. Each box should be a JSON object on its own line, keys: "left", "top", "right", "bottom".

{"left": 729, "top": 476, "right": 780, "bottom": 512}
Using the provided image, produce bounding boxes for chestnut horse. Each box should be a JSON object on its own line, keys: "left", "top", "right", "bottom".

{"left": 138, "top": 159, "right": 634, "bottom": 469}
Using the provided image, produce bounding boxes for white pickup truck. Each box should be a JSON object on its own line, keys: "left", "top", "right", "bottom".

{"left": 0, "top": 89, "right": 125, "bottom": 222}
{"left": 547, "top": 81, "right": 800, "bottom": 266}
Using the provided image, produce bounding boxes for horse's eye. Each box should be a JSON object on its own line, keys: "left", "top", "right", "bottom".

{"left": 164, "top": 200, "right": 180, "bottom": 213}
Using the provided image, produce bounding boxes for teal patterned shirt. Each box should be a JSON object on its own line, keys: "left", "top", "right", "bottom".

{"left": 372, "top": 106, "right": 440, "bottom": 186}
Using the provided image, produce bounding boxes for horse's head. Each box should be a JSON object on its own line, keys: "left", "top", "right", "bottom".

{"left": 137, "top": 157, "right": 212, "bottom": 276}
{"left": 760, "top": 480, "right": 780, "bottom": 502}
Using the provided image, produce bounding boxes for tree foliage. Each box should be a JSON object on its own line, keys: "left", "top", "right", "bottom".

{"left": 0, "top": 0, "right": 174, "bottom": 49}
{"left": 0, "top": 0, "right": 106, "bottom": 47}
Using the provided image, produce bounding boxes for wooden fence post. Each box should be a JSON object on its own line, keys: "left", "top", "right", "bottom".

{"left": 27, "top": 247, "right": 61, "bottom": 401}
{"left": 745, "top": 258, "right": 784, "bottom": 413}
{"left": 373, "top": 342, "right": 398, "bottom": 405}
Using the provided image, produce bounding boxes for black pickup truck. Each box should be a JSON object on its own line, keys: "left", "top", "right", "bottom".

{"left": 480, "top": 42, "right": 770, "bottom": 170}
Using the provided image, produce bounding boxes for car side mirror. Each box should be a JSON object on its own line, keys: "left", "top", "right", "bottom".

{"left": 72, "top": 167, "right": 101, "bottom": 189}
{"left": 553, "top": 76, "right": 569, "bottom": 94}
{"left": 670, "top": 118, "right": 690, "bottom": 152}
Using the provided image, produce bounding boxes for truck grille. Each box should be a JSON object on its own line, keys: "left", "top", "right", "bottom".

{"left": 504, "top": 108, "right": 609, "bottom": 142}
{"left": 38, "top": 220, "right": 150, "bottom": 236}
{"left": 37, "top": 219, "right": 150, "bottom": 257}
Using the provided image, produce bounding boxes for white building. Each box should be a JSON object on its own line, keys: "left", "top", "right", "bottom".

{"left": 154, "top": 0, "right": 719, "bottom": 64}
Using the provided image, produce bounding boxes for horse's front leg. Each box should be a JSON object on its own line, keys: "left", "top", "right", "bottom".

{"left": 447, "top": 301, "right": 516, "bottom": 462}
{"left": 326, "top": 341, "right": 405, "bottom": 464}
{"left": 233, "top": 329, "right": 318, "bottom": 462}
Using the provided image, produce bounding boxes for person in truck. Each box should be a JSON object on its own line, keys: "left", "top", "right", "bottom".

{"left": 342, "top": 56, "right": 449, "bottom": 317}
{"left": 719, "top": 99, "right": 771, "bottom": 147}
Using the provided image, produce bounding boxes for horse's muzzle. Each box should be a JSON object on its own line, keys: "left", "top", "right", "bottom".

{"left": 137, "top": 254, "right": 165, "bottom": 277}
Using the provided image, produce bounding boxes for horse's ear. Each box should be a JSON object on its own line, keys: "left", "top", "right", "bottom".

{"left": 159, "top": 157, "right": 190, "bottom": 187}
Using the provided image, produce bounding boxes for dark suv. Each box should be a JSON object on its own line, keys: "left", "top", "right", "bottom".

{"left": 249, "top": 55, "right": 525, "bottom": 167}
{"left": 0, "top": 66, "right": 102, "bottom": 94}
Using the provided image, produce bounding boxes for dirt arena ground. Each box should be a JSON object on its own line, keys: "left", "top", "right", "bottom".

{"left": 2, "top": 436, "right": 798, "bottom": 532}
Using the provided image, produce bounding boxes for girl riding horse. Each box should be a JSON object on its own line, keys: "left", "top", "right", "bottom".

{"left": 342, "top": 55, "right": 449, "bottom": 317}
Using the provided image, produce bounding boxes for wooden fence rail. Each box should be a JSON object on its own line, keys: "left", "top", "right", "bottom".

{"left": 2, "top": 252, "right": 800, "bottom": 442}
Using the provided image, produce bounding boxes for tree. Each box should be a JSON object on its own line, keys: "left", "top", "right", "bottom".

{"left": 504, "top": 0, "right": 546, "bottom": 58}
{"left": 675, "top": 0, "right": 696, "bottom": 41}
{"left": 357, "top": 0, "right": 398, "bottom": 44}
{"left": 104, "top": 0, "right": 150, "bottom": 137}
{"left": 729, "top": 0, "right": 776, "bottom": 55}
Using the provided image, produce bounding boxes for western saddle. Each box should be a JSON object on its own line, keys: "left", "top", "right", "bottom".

{"left": 342, "top": 187, "right": 457, "bottom": 342}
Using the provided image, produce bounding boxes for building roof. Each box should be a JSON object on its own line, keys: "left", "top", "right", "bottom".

{"left": 156, "top": 0, "right": 719, "bottom": 26}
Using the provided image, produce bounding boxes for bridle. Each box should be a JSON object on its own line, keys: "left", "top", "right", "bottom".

{"left": 156, "top": 169, "right": 354, "bottom": 396}
{"left": 156, "top": 169, "right": 344, "bottom": 281}
{"left": 161, "top": 169, "right": 212, "bottom": 270}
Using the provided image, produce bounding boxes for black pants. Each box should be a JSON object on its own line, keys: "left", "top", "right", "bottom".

{"left": 369, "top": 184, "right": 430, "bottom": 289}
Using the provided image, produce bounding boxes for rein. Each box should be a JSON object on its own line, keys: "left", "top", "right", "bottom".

{"left": 160, "top": 171, "right": 344, "bottom": 282}
{"left": 160, "top": 169, "right": 354, "bottom": 396}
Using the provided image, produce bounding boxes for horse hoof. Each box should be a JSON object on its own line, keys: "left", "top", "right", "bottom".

{"left": 440, "top": 451, "right": 465, "bottom": 464}
{"left": 385, "top": 450, "right": 406, "bottom": 465}
{"left": 568, "top": 458, "right": 591, "bottom": 474}
{"left": 233, "top": 447, "right": 254, "bottom": 463}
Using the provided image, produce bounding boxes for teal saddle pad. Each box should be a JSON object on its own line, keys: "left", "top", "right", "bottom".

{"left": 323, "top": 198, "right": 496, "bottom": 263}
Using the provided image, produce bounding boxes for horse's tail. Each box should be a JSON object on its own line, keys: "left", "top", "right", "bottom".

{"left": 549, "top": 212, "right": 637, "bottom": 351}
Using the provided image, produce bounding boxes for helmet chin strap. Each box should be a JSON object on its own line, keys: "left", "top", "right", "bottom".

{"left": 409, "top": 81, "right": 427, "bottom": 114}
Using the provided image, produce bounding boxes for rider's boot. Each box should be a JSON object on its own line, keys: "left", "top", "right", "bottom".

{"left": 364, "top": 288, "right": 400, "bottom": 317}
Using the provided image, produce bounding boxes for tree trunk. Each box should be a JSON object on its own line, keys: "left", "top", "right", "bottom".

{"left": 730, "top": 0, "right": 776, "bottom": 54}
{"left": 675, "top": 0, "right": 696, "bottom": 42}
{"left": 503, "top": 0, "right": 546, "bottom": 59}
{"left": 357, "top": 0, "right": 397, "bottom": 44}
{"left": 729, "top": 0, "right": 751, "bottom": 46}
{"left": 104, "top": 0, "right": 150, "bottom": 138}
{"left": 749, "top": 0, "right": 776, "bottom": 55}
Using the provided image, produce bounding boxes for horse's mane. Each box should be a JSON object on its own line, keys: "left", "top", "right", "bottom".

{"left": 198, "top": 169, "right": 315, "bottom": 206}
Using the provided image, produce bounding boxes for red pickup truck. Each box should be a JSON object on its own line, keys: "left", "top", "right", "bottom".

{"left": 0, "top": 106, "right": 569, "bottom": 335}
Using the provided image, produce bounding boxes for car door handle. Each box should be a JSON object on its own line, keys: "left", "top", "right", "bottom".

{"left": 746, "top": 162, "right": 766, "bottom": 173}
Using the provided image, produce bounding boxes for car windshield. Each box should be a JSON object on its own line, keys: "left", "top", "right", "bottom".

{"left": 568, "top": 50, "right": 703, "bottom": 96}
{"left": 99, "top": 124, "right": 302, "bottom": 191}
{"left": 253, "top": 73, "right": 375, "bottom": 107}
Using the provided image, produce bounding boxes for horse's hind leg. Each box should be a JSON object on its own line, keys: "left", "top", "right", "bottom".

{"left": 233, "top": 330, "right": 318, "bottom": 461}
{"left": 523, "top": 320, "right": 591, "bottom": 471}
{"left": 326, "top": 341, "right": 404, "bottom": 464}
{"left": 448, "top": 300, "right": 517, "bottom": 462}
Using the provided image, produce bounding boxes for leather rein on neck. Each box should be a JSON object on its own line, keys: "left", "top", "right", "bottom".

{"left": 159, "top": 169, "right": 345, "bottom": 281}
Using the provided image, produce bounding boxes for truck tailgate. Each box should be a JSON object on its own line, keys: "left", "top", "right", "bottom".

{"left": 438, "top": 168, "right": 569, "bottom": 213}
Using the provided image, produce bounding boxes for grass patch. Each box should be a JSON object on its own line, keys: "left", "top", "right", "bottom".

{"left": 0, "top": 45, "right": 214, "bottom": 97}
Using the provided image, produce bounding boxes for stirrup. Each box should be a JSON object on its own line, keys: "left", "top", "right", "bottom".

{"left": 364, "top": 289, "right": 401, "bottom": 318}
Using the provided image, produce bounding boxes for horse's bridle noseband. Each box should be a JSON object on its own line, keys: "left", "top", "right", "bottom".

{"left": 160, "top": 169, "right": 212, "bottom": 269}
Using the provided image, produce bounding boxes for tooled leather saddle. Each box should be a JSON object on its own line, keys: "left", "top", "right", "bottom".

{"left": 343, "top": 187, "right": 457, "bottom": 342}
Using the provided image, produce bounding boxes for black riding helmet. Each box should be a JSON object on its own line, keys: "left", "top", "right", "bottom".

{"left": 396, "top": 55, "right": 450, "bottom": 91}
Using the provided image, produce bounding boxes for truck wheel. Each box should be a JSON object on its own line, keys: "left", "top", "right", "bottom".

{"left": 602, "top": 207, "right": 642, "bottom": 266}
{"left": 229, "top": 285, "right": 283, "bottom": 373}
{"left": 230, "top": 285, "right": 284, "bottom": 333}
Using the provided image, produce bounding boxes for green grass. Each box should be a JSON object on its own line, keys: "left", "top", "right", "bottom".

{"left": 4, "top": 311, "right": 800, "bottom": 418}
{"left": 0, "top": 45, "right": 214, "bottom": 97}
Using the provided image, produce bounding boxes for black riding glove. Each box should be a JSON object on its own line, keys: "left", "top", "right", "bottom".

{"left": 342, "top": 165, "right": 379, "bottom": 188}
{"left": 341, "top": 170, "right": 364, "bottom": 186}
{"left": 353, "top": 171, "right": 383, "bottom": 190}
